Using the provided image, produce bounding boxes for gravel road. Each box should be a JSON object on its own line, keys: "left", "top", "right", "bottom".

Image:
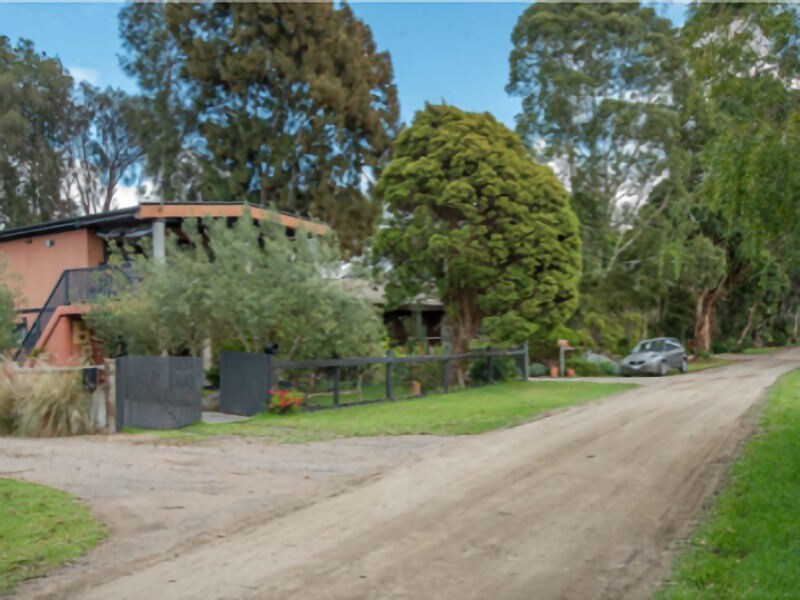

{"left": 7, "top": 349, "right": 799, "bottom": 600}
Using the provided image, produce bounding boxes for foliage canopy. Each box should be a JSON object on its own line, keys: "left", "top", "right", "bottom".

{"left": 88, "top": 213, "right": 385, "bottom": 360}
{"left": 375, "top": 104, "right": 581, "bottom": 354}
{"left": 120, "top": 2, "right": 400, "bottom": 254}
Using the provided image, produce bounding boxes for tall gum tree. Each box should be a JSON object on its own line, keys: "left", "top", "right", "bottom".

{"left": 507, "top": 2, "right": 682, "bottom": 278}
{"left": 679, "top": 2, "right": 800, "bottom": 351}
{"left": 374, "top": 105, "right": 581, "bottom": 366}
{"left": 119, "top": 1, "right": 399, "bottom": 254}
{"left": 0, "top": 37, "right": 77, "bottom": 227}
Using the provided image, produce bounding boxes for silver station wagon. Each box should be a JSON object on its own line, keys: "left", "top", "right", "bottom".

{"left": 620, "top": 337, "right": 688, "bottom": 377}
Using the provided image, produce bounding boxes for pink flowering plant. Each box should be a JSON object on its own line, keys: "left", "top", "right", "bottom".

{"left": 268, "top": 389, "right": 304, "bottom": 414}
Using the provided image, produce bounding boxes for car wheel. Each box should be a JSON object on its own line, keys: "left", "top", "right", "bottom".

{"left": 679, "top": 358, "right": 688, "bottom": 374}
{"left": 659, "top": 361, "right": 668, "bottom": 377}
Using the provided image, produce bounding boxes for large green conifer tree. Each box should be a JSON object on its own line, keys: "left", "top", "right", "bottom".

{"left": 375, "top": 105, "right": 581, "bottom": 357}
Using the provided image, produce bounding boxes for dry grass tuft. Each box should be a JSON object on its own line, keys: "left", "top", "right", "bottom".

{"left": 0, "top": 358, "right": 92, "bottom": 437}
{"left": 0, "top": 375, "right": 14, "bottom": 434}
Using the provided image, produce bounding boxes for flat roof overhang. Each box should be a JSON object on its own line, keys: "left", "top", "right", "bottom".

{"left": 0, "top": 202, "right": 331, "bottom": 243}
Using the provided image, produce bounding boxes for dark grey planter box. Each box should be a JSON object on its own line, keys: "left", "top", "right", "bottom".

{"left": 116, "top": 356, "right": 203, "bottom": 430}
{"left": 219, "top": 351, "right": 271, "bottom": 416}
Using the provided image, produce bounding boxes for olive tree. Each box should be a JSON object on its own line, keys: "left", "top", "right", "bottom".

{"left": 87, "top": 212, "right": 384, "bottom": 360}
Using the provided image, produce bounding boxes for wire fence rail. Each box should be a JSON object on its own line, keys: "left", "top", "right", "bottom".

{"left": 219, "top": 344, "right": 530, "bottom": 415}
{"left": 269, "top": 343, "right": 530, "bottom": 411}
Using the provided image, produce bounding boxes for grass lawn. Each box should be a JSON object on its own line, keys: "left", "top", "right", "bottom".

{"left": 0, "top": 479, "right": 107, "bottom": 595}
{"left": 656, "top": 369, "right": 800, "bottom": 599}
{"left": 158, "top": 380, "right": 636, "bottom": 443}
{"left": 688, "top": 359, "right": 730, "bottom": 373}
{"left": 305, "top": 381, "right": 414, "bottom": 408}
{"left": 741, "top": 346, "right": 786, "bottom": 355}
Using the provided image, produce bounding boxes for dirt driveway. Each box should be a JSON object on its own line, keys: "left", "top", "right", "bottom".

{"left": 6, "top": 349, "right": 799, "bottom": 599}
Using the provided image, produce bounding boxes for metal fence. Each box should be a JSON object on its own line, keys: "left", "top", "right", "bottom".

{"left": 219, "top": 344, "right": 529, "bottom": 416}
{"left": 116, "top": 356, "right": 203, "bottom": 430}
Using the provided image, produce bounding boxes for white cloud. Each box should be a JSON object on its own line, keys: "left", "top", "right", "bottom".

{"left": 68, "top": 66, "right": 100, "bottom": 87}
{"left": 114, "top": 185, "right": 141, "bottom": 209}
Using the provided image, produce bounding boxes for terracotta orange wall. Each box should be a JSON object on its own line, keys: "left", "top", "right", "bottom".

{"left": 28, "top": 304, "right": 92, "bottom": 367}
{"left": 0, "top": 229, "right": 105, "bottom": 310}
{"left": 40, "top": 314, "right": 80, "bottom": 366}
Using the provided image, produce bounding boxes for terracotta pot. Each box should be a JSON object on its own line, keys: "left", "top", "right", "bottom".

{"left": 566, "top": 368, "right": 576, "bottom": 377}
{"left": 411, "top": 380, "right": 422, "bottom": 396}
{"left": 549, "top": 366, "right": 559, "bottom": 378}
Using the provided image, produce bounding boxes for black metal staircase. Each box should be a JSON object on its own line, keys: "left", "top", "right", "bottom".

{"left": 15, "top": 266, "right": 115, "bottom": 364}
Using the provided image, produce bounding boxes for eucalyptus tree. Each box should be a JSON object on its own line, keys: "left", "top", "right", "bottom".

{"left": 678, "top": 2, "right": 800, "bottom": 350}
{"left": 64, "top": 84, "right": 145, "bottom": 214}
{"left": 119, "top": 2, "right": 202, "bottom": 203}
{"left": 0, "top": 37, "right": 77, "bottom": 227}
{"left": 507, "top": 2, "right": 683, "bottom": 278}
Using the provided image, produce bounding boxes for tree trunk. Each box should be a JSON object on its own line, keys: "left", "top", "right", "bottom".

{"left": 102, "top": 164, "right": 117, "bottom": 213}
{"left": 448, "top": 291, "right": 480, "bottom": 388}
{"left": 736, "top": 302, "right": 758, "bottom": 347}
{"left": 693, "top": 288, "right": 721, "bottom": 354}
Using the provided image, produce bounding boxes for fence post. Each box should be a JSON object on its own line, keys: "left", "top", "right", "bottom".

{"left": 521, "top": 340, "right": 529, "bottom": 381}
{"left": 333, "top": 366, "right": 341, "bottom": 406}
{"left": 443, "top": 342, "right": 451, "bottom": 394}
{"left": 386, "top": 349, "right": 394, "bottom": 401}
{"left": 265, "top": 354, "right": 274, "bottom": 409}
{"left": 487, "top": 346, "right": 494, "bottom": 384}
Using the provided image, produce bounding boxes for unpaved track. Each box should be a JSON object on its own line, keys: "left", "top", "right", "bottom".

{"left": 11, "top": 350, "right": 800, "bottom": 600}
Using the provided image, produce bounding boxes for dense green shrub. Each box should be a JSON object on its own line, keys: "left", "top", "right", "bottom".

{"left": 528, "top": 362, "right": 548, "bottom": 377}
{"left": 528, "top": 324, "right": 593, "bottom": 364}
{"left": 566, "top": 357, "right": 607, "bottom": 377}
{"left": 411, "top": 359, "right": 446, "bottom": 393}
{"left": 468, "top": 355, "right": 520, "bottom": 384}
{"left": 0, "top": 261, "right": 20, "bottom": 354}
{"left": 711, "top": 339, "right": 733, "bottom": 354}
{"left": 598, "top": 361, "right": 619, "bottom": 376}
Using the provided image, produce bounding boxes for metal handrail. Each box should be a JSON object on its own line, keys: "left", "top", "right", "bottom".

{"left": 15, "top": 266, "right": 117, "bottom": 364}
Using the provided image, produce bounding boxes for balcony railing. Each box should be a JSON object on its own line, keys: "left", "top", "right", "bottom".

{"left": 15, "top": 266, "right": 122, "bottom": 364}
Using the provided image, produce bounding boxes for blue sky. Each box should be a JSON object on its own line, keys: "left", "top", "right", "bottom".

{"left": 0, "top": 2, "right": 687, "bottom": 129}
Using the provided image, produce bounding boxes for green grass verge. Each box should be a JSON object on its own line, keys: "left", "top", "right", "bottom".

{"left": 656, "top": 369, "right": 800, "bottom": 599}
{"left": 305, "top": 381, "right": 414, "bottom": 408}
{"left": 740, "top": 346, "right": 786, "bottom": 355}
{"left": 155, "top": 380, "right": 636, "bottom": 443}
{"left": 688, "top": 359, "right": 730, "bottom": 373}
{"left": 0, "top": 479, "right": 107, "bottom": 595}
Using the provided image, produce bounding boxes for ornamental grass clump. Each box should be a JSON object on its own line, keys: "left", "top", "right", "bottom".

{"left": 0, "top": 358, "right": 92, "bottom": 437}
{"left": 13, "top": 370, "right": 91, "bottom": 437}
{"left": 0, "top": 373, "right": 14, "bottom": 434}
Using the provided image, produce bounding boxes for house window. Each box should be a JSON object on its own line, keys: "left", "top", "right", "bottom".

{"left": 44, "top": 240, "right": 55, "bottom": 247}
